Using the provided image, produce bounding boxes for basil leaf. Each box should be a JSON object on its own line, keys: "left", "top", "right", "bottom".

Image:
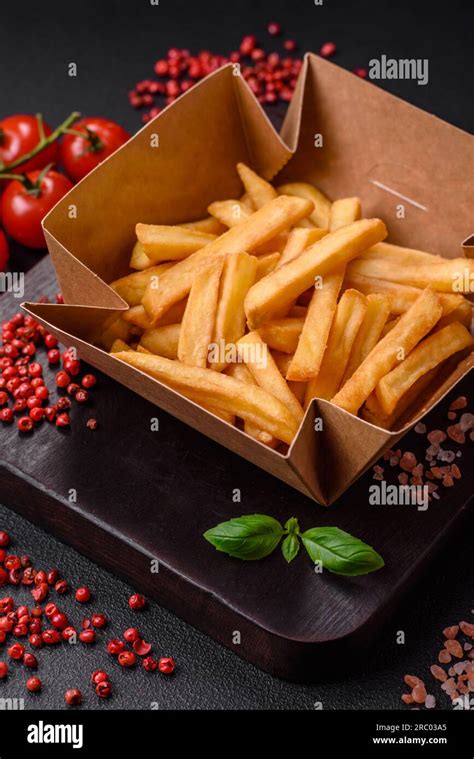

{"left": 301, "top": 527, "right": 384, "bottom": 576}
{"left": 284, "top": 516, "right": 300, "bottom": 535}
{"left": 281, "top": 533, "right": 300, "bottom": 563}
{"left": 204, "top": 514, "right": 284, "bottom": 560}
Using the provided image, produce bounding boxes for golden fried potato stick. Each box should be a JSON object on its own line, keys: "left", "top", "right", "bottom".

{"left": 115, "top": 351, "right": 299, "bottom": 444}
{"left": 257, "top": 318, "right": 305, "bottom": 353}
{"left": 110, "top": 264, "right": 173, "bottom": 307}
{"left": 110, "top": 339, "right": 131, "bottom": 353}
{"left": 287, "top": 305, "right": 307, "bottom": 318}
{"left": 136, "top": 345, "right": 152, "bottom": 354}
{"left": 277, "top": 227, "right": 328, "bottom": 268}
{"left": 139, "top": 324, "right": 180, "bottom": 359}
{"left": 331, "top": 288, "right": 443, "bottom": 415}
{"left": 277, "top": 182, "right": 332, "bottom": 228}
{"left": 208, "top": 199, "right": 252, "bottom": 228}
{"left": 329, "top": 197, "right": 361, "bottom": 231}
{"left": 96, "top": 316, "right": 132, "bottom": 351}
{"left": 304, "top": 290, "right": 367, "bottom": 405}
{"left": 130, "top": 241, "right": 152, "bottom": 270}
{"left": 142, "top": 195, "right": 314, "bottom": 324}
{"left": 375, "top": 322, "right": 473, "bottom": 415}
{"left": 342, "top": 293, "right": 391, "bottom": 384}
{"left": 236, "top": 331, "right": 304, "bottom": 424}
{"left": 122, "top": 305, "right": 153, "bottom": 331}
{"left": 286, "top": 269, "right": 344, "bottom": 382}
{"left": 226, "top": 363, "right": 277, "bottom": 447}
{"left": 436, "top": 299, "right": 472, "bottom": 329}
{"left": 362, "top": 367, "right": 440, "bottom": 430}
{"left": 178, "top": 258, "right": 224, "bottom": 368}
{"left": 237, "top": 163, "right": 278, "bottom": 208}
{"left": 347, "top": 257, "right": 474, "bottom": 293}
{"left": 210, "top": 252, "right": 257, "bottom": 371}
{"left": 245, "top": 218, "right": 387, "bottom": 329}
{"left": 360, "top": 241, "right": 444, "bottom": 266}
{"left": 380, "top": 317, "right": 400, "bottom": 338}
{"left": 344, "top": 272, "right": 464, "bottom": 316}
{"left": 255, "top": 252, "right": 281, "bottom": 281}
{"left": 181, "top": 216, "right": 226, "bottom": 235}
{"left": 136, "top": 224, "right": 216, "bottom": 264}
{"left": 271, "top": 352, "right": 307, "bottom": 404}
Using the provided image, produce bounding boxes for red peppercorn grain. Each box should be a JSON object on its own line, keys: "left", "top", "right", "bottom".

{"left": 55, "top": 371, "right": 70, "bottom": 388}
{"left": 96, "top": 680, "right": 112, "bottom": 698}
{"left": 23, "top": 653, "right": 38, "bottom": 669}
{"left": 55, "top": 579, "right": 68, "bottom": 594}
{"left": 51, "top": 612, "right": 69, "bottom": 630}
{"left": 17, "top": 416, "right": 33, "bottom": 432}
{"left": 128, "top": 593, "right": 146, "bottom": 611}
{"left": 143, "top": 656, "right": 157, "bottom": 672}
{"left": 79, "top": 629, "right": 96, "bottom": 644}
{"left": 42, "top": 629, "right": 61, "bottom": 645}
{"left": 81, "top": 374, "right": 97, "bottom": 389}
{"left": 8, "top": 642, "right": 25, "bottom": 660}
{"left": 65, "top": 688, "right": 82, "bottom": 706}
{"left": 26, "top": 676, "right": 42, "bottom": 693}
{"left": 0, "top": 662, "right": 8, "bottom": 679}
{"left": 75, "top": 586, "right": 91, "bottom": 603}
{"left": 123, "top": 627, "right": 140, "bottom": 643}
{"left": 107, "top": 639, "right": 126, "bottom": 656}
{"left": 0, "top": 531, "right": 10, "bottom": 547}
{"left": 91, "top": 613, "right": 107, "bottom": 629}
{"left": 118, "top": 651, "right": 136, "bottom": 668}
{"left": 91, "top": 670, "right": 108, "bottom": 685}
{"left": 29, "top": 633, "right": 43, "bottom": 648}
{"left": 55, "top": 412, "right": 70, "bottom": 428}
{"left": 158, "top": 656, "right": 175, "bottom": 674}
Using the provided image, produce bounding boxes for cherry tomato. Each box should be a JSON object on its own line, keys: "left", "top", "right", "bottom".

{"left": 60, "top": 117, "right": 129, "bottom": 182}
{"left": 0, "top": 115, "right": 58, "bottom": 174}
{"left": 1, "top": 170, "right": 73, "bottom": 249}
{"left": 0, "top": 229, "right": 9, "bottom": 271}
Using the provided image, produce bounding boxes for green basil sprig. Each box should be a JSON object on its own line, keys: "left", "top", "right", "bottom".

{"left": 204, "top": 515, "right": 384, "bottom": 576}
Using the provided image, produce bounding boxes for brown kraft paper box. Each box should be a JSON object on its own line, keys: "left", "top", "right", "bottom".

{"left": 23, "top": 53, "right": 474, "bottom": 505}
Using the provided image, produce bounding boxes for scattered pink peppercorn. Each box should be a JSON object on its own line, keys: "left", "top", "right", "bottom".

{"left": 128, "top": 593, "right": 146, "bottom": 611}
{"left": 23, "top": 653, "right": 38, "bottom": 669}
{"left": 91, "top": 670, "right": 109, "bottom": 685}
{"left": 75, "top": 586, "right": 91, "bottom": 603}
{"left": 96, "top": 680, "right": 112, "bottom": 698}
{"left": 158, "top": 656, "right": 175, "bottom": 674}
{"left": 118, "top": 651, "right": 136, "bottom": 668}
{"left": 107, "top": 639, "right": 126, "bottom": 656}
{"left": 91, "top": 613, "right": 107, "bottom": 629}
{"left": 123, "top": 627, "right": 140, "bottom": 643}
{"left": 320, "top": 41, "right": 336, "bottom": 58}
{"left": 65, "top": 688, "right": 82, "bottom": 706}
{"left": 26, "top": 676, "right": 42, "bottom": 693}
{"left": 0, "top": 661, "right": 8, "bottom": 679}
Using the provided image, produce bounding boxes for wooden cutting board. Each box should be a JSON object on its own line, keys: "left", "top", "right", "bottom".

{"left": 1, "top": 256, "right": 472, "bottom": 681}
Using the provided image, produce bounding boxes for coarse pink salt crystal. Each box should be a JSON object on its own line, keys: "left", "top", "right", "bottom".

{"left": 454, "top": 661, "right": 466, "bottom": 675}
{"left": 428, "top": 430, "right": 446, "bottom": 444}
{"left": 459, "top": 413, "right": 474, "bottom": 431}
{"left": 425, "top": 694, "right": 436, "bottom": 709}
{"left": 401, "top": 693, "right": 414, "bottom": 704}
{"left": 447, "top": 425, "right": 465, "bottom": 444}
{"left": 430, "top": 664, "right": 447, "bottom": 682}
{"left": 415, "top": 423, "right": 426, "bottom": 434}
{"left": 460, "top": 621, "right": 474, "bottom": 638}
{"left": 404, "top": 674, "right": 421, "bottom": 688}
{"left": 398, "top": 472, "right": 409, "bottom": 485}
{"left": 443, "top": 625, "right": 460, "bottom": 639}
{"left": 451, "top": 464, "right": 462, "bottom": 479}
{"left": 411, "top": 463, "right": 424, "bottom": 477}
{"left": 412, "top": 683, "right": 427, "bottom": 704}
{"left": 449, "top": 396, "right": 467, "bottom": 411}
{"left": 400, "top": 452, "right": 417, "bottom": 471}
{"left": 448, "top": 412, "right": 457, "bottom": 421}
{"left": 438, "top": 649, "right": 451, "bottom": 664}
{"left": 445, "top": 639, "right": 463, "bottom": 658}
{"left": 464, "top": 643, "right": 473, "bottom": 651}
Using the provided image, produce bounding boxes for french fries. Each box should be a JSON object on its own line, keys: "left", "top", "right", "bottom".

{"left": 329, "top": 197, "right": 361, "bottom": 231}
{"left": 210, "top": 252, "right": 257, "bottom": 371}
{"left": 178, "top": 258, "right": 224, "bottom": 368}
{"left": 139, "top": 324, "right": 180, "bottom": 359}
{"left": 236, "top": 332, "right": 304, "bottom": 424}
{"left": 115, "top": 351, "right": 299, "bottom": 444}
{"left": 226, "top": 363, "right": 277, "bottom": 447}
{"left": 136, "top": 224, "right": 216, "bottom": 264}
{"left": 277, "top": 227, "right": 328, "bottom": 268}
{"left": 245, "top": 218, "right": 387, "bottom": 328}
{"left": 98, "top": 160, "right": 472, "bottom": 449}
{"left": 342, "top": 293, "right": 391, "bottom": 383}
{"left": 142, "top": 194, "right": 314, "bottom": 324}
{"left": 347, "top": 257, "right": 474, "bottom": 293}
{"left": 343, "top": 272, "right": 464, "bottom": 316}
{"left": 237, "top": 163, "right": 278, "bottom": 208}
{"left": 375, "top": 322, "right": 473, "bottom": 415}
{"left": 111, "top": 264, "right": 173, "bottom": 307}
{"left": 257, "top": 318, "right": 305, "bottom": 353}
{"left": 331, "top": 289, "right": 443, "bottom": 415}
{"left": 277, "top": 182, "right": 332, "bottom": 227}
{"left": 286, "top": 269, "right": 344, "bottom": 382}
{"left": 304, "top": 290, "right": 367, "bottom": 405}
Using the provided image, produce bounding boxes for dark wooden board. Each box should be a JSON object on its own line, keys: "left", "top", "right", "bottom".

{"left": 1, "top": 257, "right": 472, "bottom": 681}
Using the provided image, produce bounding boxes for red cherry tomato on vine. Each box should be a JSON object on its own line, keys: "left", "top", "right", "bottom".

{"left": 60, "top": 117, "right": 129, "bottom": 182}
{"left": 0, "top": 229, "right": 9, "bottom": 271}
{"left": 1, "top": 169, "right": 73, "bottom": 249}
{"left": 0, "top": 115, "right": 58, "bottom": 174}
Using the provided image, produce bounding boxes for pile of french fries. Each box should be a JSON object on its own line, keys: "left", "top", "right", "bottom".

{"left": 102, "top": 162, "right": 473, "bottom": 449}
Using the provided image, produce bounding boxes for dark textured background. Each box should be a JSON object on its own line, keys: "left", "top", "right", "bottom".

{"left": 0, "top": 0, "right": 473, "bottom": 710}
